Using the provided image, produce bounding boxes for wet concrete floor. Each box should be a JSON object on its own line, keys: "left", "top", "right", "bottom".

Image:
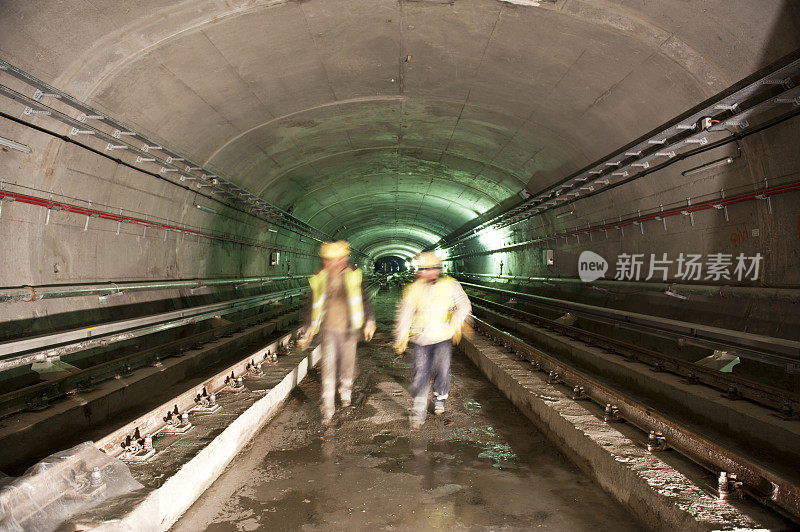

{"left": 173, "top": 289, "right": 643, "bottom": 531}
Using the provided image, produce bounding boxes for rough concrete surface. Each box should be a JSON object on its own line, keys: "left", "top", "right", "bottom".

{"left": 172, "top": 290, "right": 643, "bottom": 531}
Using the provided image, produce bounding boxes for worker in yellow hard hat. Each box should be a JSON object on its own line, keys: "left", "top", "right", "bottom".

{"left": 394, "top": 251, "right": 471, "bottom": 429}
{"left": 299, "top": 241, "right": 376, "bottom": 424}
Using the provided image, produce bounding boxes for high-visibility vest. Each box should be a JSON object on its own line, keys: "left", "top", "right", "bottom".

{"left": 308, "top": 267, "right": 365, "bottom": 335}
{"left": 404, "top": 276, "right": 459, "bottom": 343}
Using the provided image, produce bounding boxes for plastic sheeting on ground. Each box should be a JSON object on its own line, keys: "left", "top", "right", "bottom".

{"left": 0, "top": 442, "right": 143, "bottom": 531}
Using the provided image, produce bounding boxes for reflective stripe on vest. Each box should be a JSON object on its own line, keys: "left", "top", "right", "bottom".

{"left": 308, "top": 268, "right": 365, "bottom": 335}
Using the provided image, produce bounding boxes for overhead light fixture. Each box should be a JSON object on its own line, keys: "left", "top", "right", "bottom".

{"left": 682, "top": 157, "right": 734, "bottom": 177}
{"left": 0, "top": 136, "right": 32, "bottom": 153}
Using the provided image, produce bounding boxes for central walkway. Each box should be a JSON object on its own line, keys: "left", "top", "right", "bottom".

{"left": 173, "top": 288, "right": 641, "bottom": 531}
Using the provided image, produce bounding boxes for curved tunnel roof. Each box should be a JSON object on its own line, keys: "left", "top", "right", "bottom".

{"left": 1, "top": 0, "right": 798, "bottom": 260}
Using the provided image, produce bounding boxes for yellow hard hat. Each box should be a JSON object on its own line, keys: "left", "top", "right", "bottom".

{"left": 416, "top": 251, "right": 442, "bottom": 269}
{"left": 320, "top": 241, "right": 350, "bottom": 259}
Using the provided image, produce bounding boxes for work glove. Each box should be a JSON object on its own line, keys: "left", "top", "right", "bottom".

{"left": 452, "top": 326, "right": 462, "bottom": 345}
{"left": 297, "top": 330, "right": 314, "bottom": 351}
{"left": 364, "top": 320, "right": 376, "bottom": 342}
{"left": 394, "top": 336, "right": 409, "bottom": 354}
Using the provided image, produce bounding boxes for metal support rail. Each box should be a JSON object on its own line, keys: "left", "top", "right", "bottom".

{"left": 436, "top": 52, "right": 800, "bottom": 249}
{"left": 441, "top": 179, "right": 800, "bottom": 260}
{"left": 470, "top": 316, "right": 800, "bottom": 522}
{"left": 455, "top": 272, "right": 800, "bottom": 302}
{"left": 470, "top": 296, "right": 800, "bottom": 415}
{"left": 0, "top": 60, "right": 342, "bottom": 247}
{"left": 461, "top": 282, "right": 800, "bottom": 370}
{"left": 0, "top": 288, "right": 307, "bottom": 372}
{"left": 0, "top": 297, "right": 302, "bottom": 419}
{"left": 0, "top": 275, "right": 306, "bottom": 303}
{"left": 0, "top": 189, "right": 317, "bottom": 258}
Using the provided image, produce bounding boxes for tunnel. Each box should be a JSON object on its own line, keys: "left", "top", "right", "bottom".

{"left": 1, "top": 1, "right": 800, "bottom": 530}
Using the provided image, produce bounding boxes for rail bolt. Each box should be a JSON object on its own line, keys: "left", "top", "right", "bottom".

{"left": 718, "top": 471, "right": 743, "bottom": 499}
{"left": 571, "top": 385, "right": 586, "bottom": 400}
{"left": 647, "top": 431, "right": 667, "bottom": 452}
{"left": 604, "top": 404, "right": 621, "bottom": 423}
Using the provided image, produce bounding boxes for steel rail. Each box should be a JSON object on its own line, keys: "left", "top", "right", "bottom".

{"left": 469, "top": 316, "right": 800, "bottom": 522}
{"left": 0, "top": 275, "right": 305, "bottom": 303}
{"left": 461, "top": 282, "right": 800, "bottom": 369}
{"left": 91, "top": 281, "right": 383, "bottom": 455}
{"left": 0, "top": 288, "right": 307, "bottom": 371}
{"left": 470, "top": 296, "right": 800, "bottom": 415}
{"left": 94, "top": 329, "right": 300, "bottom": 458}
{"left": 0, "top": 297, "right": 302, "bottom": 419}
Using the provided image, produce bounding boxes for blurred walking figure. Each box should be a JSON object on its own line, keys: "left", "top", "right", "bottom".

{"left": 299, "top": 241, "right": 376, "bottom": 424}
{"left": 395, "top": 252, "right": 472, "bottom": 429}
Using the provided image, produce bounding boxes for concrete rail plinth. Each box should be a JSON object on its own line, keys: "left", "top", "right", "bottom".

{"left": 458, "top": 334, "right": 767, "bottom": 531}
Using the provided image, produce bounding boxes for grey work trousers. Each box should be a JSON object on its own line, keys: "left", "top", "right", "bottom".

{"left": 320, "top": 329, "right": 358, "bottom": 420}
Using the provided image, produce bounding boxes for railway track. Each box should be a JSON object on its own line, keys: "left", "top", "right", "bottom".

{"left": 0, "top": 279, "right": 380, "bottom": 470}
{"left": 463, "top": 294, "right": 800, "bottom": 523}
{"left": 0, "top": 288, "right": 305, "bottom": 419}
{"left": 459, "top": 281, "right": 800, "bottom": 371}
{"left": 466, "top": 292, "right": 800, "bottom": 417}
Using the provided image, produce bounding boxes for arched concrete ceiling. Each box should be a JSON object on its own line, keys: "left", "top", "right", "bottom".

{"left": 2, "top": 0, "right": 798, "bottom": 259}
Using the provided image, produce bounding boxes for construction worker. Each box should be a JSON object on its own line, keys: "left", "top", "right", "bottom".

{"left": 394, "top": 252, "right": 472, "bottom": 429}
{"left": 299, "top": 241, "right": 376, "bottom": 424}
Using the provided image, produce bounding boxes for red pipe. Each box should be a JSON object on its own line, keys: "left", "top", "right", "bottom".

{"left": 0, "top": 190, "right": 315, "bottom": 256}
{"left": 559, "top": 181, "right": 800, "bottom": 237}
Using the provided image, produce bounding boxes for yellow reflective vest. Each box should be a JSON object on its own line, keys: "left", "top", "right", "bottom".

{"left": 307, "top": 267, "right": 365, "bottom": 336}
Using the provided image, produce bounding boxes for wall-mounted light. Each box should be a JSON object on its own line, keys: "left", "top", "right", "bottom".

{"left": 556, "top": 206, "right": 575, "bottom": 219}
{"left": 0, "top": 136, "right": 32, "bottom": 153}
{"left": 194, "top": 204, "right": 217, "bottom": 214}
{"left": 682, "top": 157, "right": 734, "bottom": 177}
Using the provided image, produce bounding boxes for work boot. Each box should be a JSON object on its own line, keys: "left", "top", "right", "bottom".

{"left": 433, "top": 401, "right": 445, "bottom": 415}
{"left": 409, "top": 396, "right": 426, "bottom": 429}
{"left": 409, "top": 413, "right": 424, "bottom": 430}
{"left": 340, "top": 392, "right": 351, "bottom": 408}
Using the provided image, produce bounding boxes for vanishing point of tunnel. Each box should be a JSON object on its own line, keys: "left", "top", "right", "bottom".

{"left": 1, "top": 1, "right": 799, "bottom": 531}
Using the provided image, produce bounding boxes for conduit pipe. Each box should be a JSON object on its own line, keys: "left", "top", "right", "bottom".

{"left": 0, "top": 275, "right": 309, "bottom": 303}
{"left": 456, "top": 273, "right": 800, "bottom": 303}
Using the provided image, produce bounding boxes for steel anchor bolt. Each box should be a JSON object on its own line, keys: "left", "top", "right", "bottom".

{"left": 647, "top": 431, "right": 667, "bottom": 452}
{"left": 604, "top": 404, "right": 621, "bottom": 423}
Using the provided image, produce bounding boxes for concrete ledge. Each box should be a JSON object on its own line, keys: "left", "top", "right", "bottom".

{"left": 75, "top": 345, "right": 321, "bottom": 531}
{"left": 480, "top": 308, "right": 800, "bottom": 469}
{"left": 0, "top": 311, "right": 298, "bottom": 473}
{"left": 459, "top": 334, "right": 768, "bottom": 532}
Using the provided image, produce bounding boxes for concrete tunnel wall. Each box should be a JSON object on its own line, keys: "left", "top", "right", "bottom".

{"left": 1, "top": 0, "right": 799, "bottom": 339}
